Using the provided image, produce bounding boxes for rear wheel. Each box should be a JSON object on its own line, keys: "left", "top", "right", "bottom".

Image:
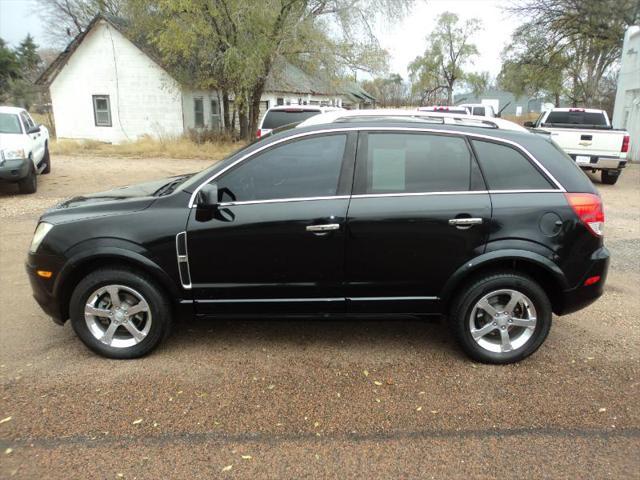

{"left": 601, "top": 170, "right": 619, "bottom": 185}
{"left": 18, "top": 159, "right": 37, "bottom": 194}
{"left": 69, "top": 268, "right": 172, "bottom": 358}
{"left": 450, "top": 272, "right": 552, "bottom": 364}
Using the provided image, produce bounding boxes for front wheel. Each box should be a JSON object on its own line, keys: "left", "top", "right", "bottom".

{"left": 69, "top": 268, "right": 172, "bottom": 358}
{"left": 42, "top": 143, "right": 51, "bottom": 174}
{"left": 18, "top": 160, "right": 37, "bottom": 194}
{"left": 601, "top": 170, "right": 619, "bottom": 185}
{"left": 450, "top": 272, "right": 552, "bottom": 364}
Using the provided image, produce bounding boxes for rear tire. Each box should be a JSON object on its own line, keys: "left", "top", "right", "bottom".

{"left": 601, "top": 170, "right": 619, "bottom": 185}
{"left": 18, "top": 160, "right": 37, "bottom": 194}
{"left": 449, "top": 272, "right": 552, "bottom": 364}
{"left": 41, "top": 143, "right": 51, "bottom": 174}
{"left": 69, "top": 268, "right": 172, "bottom": 359}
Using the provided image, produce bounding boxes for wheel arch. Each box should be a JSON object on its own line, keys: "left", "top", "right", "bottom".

{"left": 54, "top": 246, "right": 181, "bottom": 321}
{"left": 441, "top": 250, "right": 568, "bottom": 315}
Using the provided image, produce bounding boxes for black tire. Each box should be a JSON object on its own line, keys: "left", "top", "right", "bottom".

{"left": 69, "top": 268, "right": 172, "bottom": 359}
{"left": 449, "top": 272, "right": 552, "bottom": 364}
{"left": 601, "top": 170, "right": 619, "bottom": 185}
{"left": 42, "top": 143, "right": 51, "bottom": 174}
{"left": 18, "top": 160, "right": 37, "bottom": 194}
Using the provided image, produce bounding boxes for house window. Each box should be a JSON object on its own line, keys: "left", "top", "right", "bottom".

{"left": 194, "top": 98, "right": 204, "bottom": 128}
{"left": 210, "top": 99, "right": 220, "bottom": 129}
{"left": 276, "top": 97, "right": 284, "bottom": 106}
{"left": 92, "top": 95, "right": 112, "bottom": 127}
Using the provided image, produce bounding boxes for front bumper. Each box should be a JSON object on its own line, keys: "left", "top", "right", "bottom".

{"left": 569, "top": 154, "right": 627, "bottom": 170}
{"left": 554, "top": 246, "right": 610, "bottom": 315}
{"left": 0, "top": 158, "right": 30, "bottom": 182}
{"left": 26, "top": 253, "right": 66, "bottom": 325}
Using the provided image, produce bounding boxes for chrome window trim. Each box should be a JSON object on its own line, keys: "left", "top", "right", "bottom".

{"left": 188, "top": 126, "right": 566, "bottom": 207}
{"left": 219, "top": 195, "right": 350, "bottom": 207}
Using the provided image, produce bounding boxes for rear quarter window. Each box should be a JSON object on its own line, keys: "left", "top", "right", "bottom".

{"left": 471, "top": 140, "right": 554, "bottom": 190}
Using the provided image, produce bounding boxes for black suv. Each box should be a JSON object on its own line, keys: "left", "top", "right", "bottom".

{"left": 26, "top": 121, "right": 609, "bottom": 363}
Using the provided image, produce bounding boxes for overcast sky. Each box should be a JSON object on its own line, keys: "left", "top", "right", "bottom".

{"left": 0, "top": 0, "right": 519, "bottom": 81}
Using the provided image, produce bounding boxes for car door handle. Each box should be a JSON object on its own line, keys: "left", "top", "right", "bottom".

{"left": 448, "top": 218, "right": 483, "bottom": 227}
{"left": 306, "top": 223, "right": 340, "bottom": 232}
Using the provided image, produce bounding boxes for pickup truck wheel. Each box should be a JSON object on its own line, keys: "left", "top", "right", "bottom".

{"left": 69, "top": 268, "right": 172, "bottom": 359}
{"left": 601, "top": 170, "right": 619, "bottom": 185}
{"left": 41, "top": 143, "right": 51, "bottom": 174}
{"left": 18, "top": 160, "right": 37, "bottom": 194}
{"left": 450, "top": 272, "right": 552, "bottom": 364}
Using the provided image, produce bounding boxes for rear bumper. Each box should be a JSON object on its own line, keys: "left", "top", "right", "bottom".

{"left": 0, "top": 158, "right": 30, "bottom": 182}
{"left": 569, "top": 154, "right": 627, "bottom": 170}
{"left": 554, "top": 246, "right": 610, "bottom": 315}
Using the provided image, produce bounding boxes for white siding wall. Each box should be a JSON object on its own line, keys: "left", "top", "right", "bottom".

{"left": 613, "top": 26, "right": 640, "bottom": 162}
{"left": 50, "top": 20, "right": 184, "bottom": 144}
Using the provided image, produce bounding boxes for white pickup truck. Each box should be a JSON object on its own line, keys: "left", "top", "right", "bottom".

{"left": 0, "top": 106, "right": 51, "bottom": 194}
{"left": 526, "top": 108, "right": 630, "bottom": 185}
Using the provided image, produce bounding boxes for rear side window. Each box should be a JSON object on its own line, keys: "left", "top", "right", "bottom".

{"left": 361, "top": 133, "right": 471, "bottom": 193}
{"left": 262, "top": 110, "right": 321, "bottom": 129}
{"left": 473, "top": 107, "right": 485, "bottom": 116}
{"left": 544, "top": 111, "right": 607, "bottom": 126}
{"left": 471, "top": 140, "right": 554, "bottom": 190}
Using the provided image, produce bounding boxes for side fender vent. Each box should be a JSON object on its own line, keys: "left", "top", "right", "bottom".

{"left": 175, "top": 231, "right": 192, "bottom": 289}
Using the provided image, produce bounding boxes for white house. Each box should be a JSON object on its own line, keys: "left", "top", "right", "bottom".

{"left": 38, "top": 15, "right": 371, "bottom": 143}
{"left": 613, "top": 25, "right": 640, "bottom": 162}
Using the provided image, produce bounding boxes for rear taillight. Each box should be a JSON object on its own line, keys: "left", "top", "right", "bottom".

{"left": 621, "top": 135, "right": 630, "bottom": 153}
{"left": 565, "top": 193, "right": 604, "bottom": 237}
{"left": 256, "top": 129, "right": 262, "bottom": 138}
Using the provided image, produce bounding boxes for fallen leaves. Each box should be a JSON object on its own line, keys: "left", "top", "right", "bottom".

{"left": 0, "top": 416, "right": 12, "bottom": 424}
{"left": 363, "top": 370, "right": 369, "bottom": 377}
{"left": 5, "top": 448, "right": 12, "bottom": 455}
{"left": 241, "top": 455, "right": 252, "bottom": 460}
{"left": 598, "top": 407, "right": 607, "bottom": 413}
{"left": 132, "top": 419, "right": 143, "bottom": 425}
{"left": 222, "top": 465, "right": 233, "bottom": 472}
{"left": 416, "top": 406, "right": 422, "bottom": 411}
{"left": 373, "top": 381, "right": 383, "bottom": 386}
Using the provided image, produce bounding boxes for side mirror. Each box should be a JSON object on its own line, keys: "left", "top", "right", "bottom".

{"left": 523, "top": 121, "right": 534, "bottom": 128}
{"left": 28, "top": 125, "right": 41, "bottom": 134}
{"left": 196, "top": 183, "right": 218, "bottom": 209}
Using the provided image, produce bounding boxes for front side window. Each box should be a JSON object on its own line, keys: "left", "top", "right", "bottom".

{"left": 20, "top": 112, "right": 34, "bottom": 131}
{"left": 215, "top": 134, "right": 347, "bottom": 202}
{"left": 194, "top": 98, "right": 204, "bottom": 128}
{"left": 472, "top": 140, "right": 554, "bottom": 190}
{"left": 361, "top": 133, "right": 471, "bottom": 194}
{"left": 92, "top": 95, "right": 112, "bottom": 127}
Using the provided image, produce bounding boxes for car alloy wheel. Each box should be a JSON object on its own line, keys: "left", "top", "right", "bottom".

{"left": 84, "top": 284, "right": 152, "bottom": 349}
{"left": 468, "top": 289, "right": 537, "bottom": 354}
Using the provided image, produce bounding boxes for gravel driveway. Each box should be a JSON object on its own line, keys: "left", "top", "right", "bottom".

{"left": 1, "top": 155, "right": 638, "bottom": 479}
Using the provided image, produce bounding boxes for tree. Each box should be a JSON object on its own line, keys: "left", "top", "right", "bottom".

{"left": 409, "top": 12, "right": 481, "bottom": 104}
{"left": 130, "top": 0, "right": 411, "bottom": 139}
{"left": 37, "top": 0, "right": 125, "bottom": 46}
{"left": 464, "top": 71, "right": 489, "bottom": 97}
{"left": 0, "top": 39, "right": 21, "bottom": 102}
{"left": 361, "top": 73, "right": 410, "bottom": 107}
{"left": 502, "top": 0, "right": 640, "bottom": 105}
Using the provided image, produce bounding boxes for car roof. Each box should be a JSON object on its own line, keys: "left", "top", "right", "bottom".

{"left": 265, "top": 105, "right": 343, "bottom": 113}
{"left": 297, "top": 108, "right": 527, "bottom": 132}
{"left": 0, "top": 106, "right": 25, "bottom": 115}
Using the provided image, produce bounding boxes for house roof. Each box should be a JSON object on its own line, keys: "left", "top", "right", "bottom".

{"left": 37, "top": 14, "right": 375, "bottom": 102}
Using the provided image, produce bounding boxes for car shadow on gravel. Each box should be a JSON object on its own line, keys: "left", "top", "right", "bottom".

{"left": 162, "top": 315, "right": 457, "bottom": 357}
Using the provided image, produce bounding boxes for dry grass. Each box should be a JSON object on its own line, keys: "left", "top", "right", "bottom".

{"left": 50, "top": 136, "right": 244, "bottom": 160}
{"left": 502, "top": 113, "right": 539, "bottom": 126}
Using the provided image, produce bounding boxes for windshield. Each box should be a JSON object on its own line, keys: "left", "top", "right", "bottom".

{"left": 262, "top": 110, "right": 321, "bottom": 129}
{"left": 544, "top": 111, "right": 608, "bottom": 126}
{"left": 0, "top": 113, "right": 22, "bottom": 134}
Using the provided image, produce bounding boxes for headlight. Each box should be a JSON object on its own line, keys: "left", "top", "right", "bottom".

{"left": 2, "top": 149, "right": 26, "bottom": 160}
{"left": 30, "top": 222, "right": 53, "bottom": 253}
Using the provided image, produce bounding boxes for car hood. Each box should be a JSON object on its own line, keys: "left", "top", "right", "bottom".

{"left": 41, "top": 177, "right": 175, "bottom": 224}
{"left": 0, "top": 133, "right": 26, "bottom": 151}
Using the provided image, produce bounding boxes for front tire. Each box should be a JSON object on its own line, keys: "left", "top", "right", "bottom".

{"left": 69, "top": 268, "right": 172, "bottom": 359}
{"left": 450, "top": 272, "right": 552, "bottom": 364}
{"left": 18, "top": 160, "right": 37, "bottom": 194}
{"left": 601, "top": 170, "right": 619, "bottom": 185}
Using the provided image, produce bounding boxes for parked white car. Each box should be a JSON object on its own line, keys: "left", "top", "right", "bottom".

{"left": 297, "top": 108, "right": 528, "bottom": 132}
{"left": 257, "top": 105, "right": 343, "bottom": 138}
{"left": 527, "top": 108, "right": 630, "bottom": 185}
{"left": 458, "top": 103, "right": 497, "bottom": 117}
{"left": 0, "top": 106, "right": 50, "bottom": 194}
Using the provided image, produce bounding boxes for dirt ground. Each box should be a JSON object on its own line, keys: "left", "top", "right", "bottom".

{"left": 0, "top": 155, "right": 638, "bottom": 479}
